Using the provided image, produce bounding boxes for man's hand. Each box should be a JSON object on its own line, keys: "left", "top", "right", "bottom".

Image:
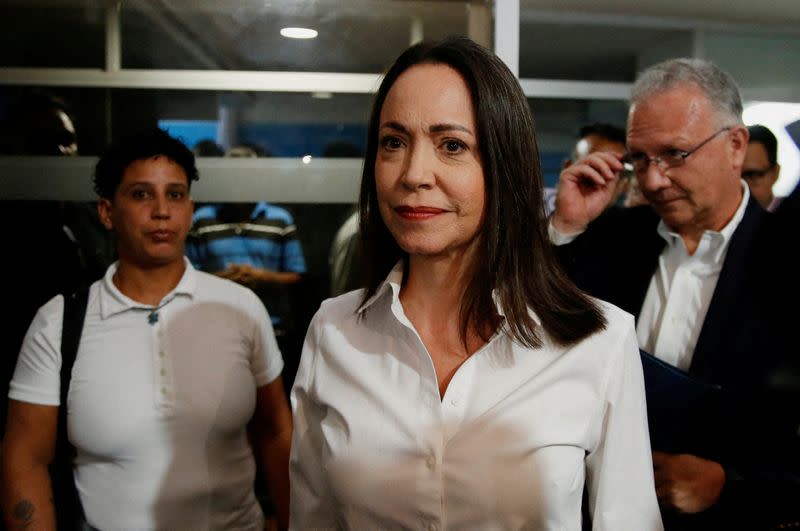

{"left": 653, "top": 451, "right": 726, "bottom": 514}
{"left": 553, "top": 152, "right": 625, "bottom": 234}
{"left": 216, "top": 263, "right": 262, "bottom": 287}
{"left": 215, "top": 264, "right": 301, "bottom": 287}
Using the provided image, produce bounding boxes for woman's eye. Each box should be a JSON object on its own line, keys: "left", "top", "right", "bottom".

{"left": 380, "top": 136, "right": 403, "bottom": 150}
{"left": 443, "top": 139, "right": 466, "bottom": 154}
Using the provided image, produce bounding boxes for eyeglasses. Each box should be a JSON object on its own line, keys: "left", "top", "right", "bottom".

{"left": 741, "top": 165, "right": 775, "bottom": 181}
{"left": 624, "top": 126, "right": 732, "bottom": 175}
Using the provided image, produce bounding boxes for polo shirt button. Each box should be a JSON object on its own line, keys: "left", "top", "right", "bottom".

{"left": 160, "top": 368, "right": 166, "bottom": 376}
{"left": 426, "top": 456, "right": 436, "bottom": 469}
{"left": 159, "top": 351, "right": 165, "bottom": 358}
{"left": 427, "top": 522, "right": 438, "bottom": 531}
{"left": 161, "top": 387, "right": 167, "bottom": 395}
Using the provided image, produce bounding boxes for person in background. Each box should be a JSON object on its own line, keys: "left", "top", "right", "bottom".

{"left": 0, "top": 90, "right": 114, "bottom": 440}
{"left": 550, "top": 58, "right": 799, "bottom": 528}
{"left": 545, "top": 123, "right": 633, "bottom": 215}
{"left": 1, "top": 128, "right": 291, "bottom": 531}
{"left": 324, "top": 140, "right": 365, "bottom": 297}
{"left": 743, "top": 124, "right": 782, "bottom": 210}
{"left": 185, "top": 144, "right": 307, "bottom": 336}
{"left": 290, "top": 36, "right": 661, "bottom": 530}
{"left": 193, "top": 138, "right": 225, "bottom": 157}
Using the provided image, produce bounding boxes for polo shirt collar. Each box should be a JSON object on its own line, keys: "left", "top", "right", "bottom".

{"left": 250, "top": 202, "right": 270, "bottom": 220}
{"left": 99, "top": 257, "right": 197, "bottom": 320}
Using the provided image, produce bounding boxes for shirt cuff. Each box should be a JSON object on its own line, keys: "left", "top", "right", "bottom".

{"left": 548, "top": 218, "right": 584, "bottom": 246}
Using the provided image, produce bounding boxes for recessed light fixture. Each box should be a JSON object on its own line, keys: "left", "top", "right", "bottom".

{"left": 280, "top": 27, "right": 318, "bottom": 39}
{"left": 302, "top": 155, "right": 313, "bottom": 164}
{"left": 311, "top": 91, "right": 333, "bottom": 99}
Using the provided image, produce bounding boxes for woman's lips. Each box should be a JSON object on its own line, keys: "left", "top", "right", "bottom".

{"left": 395, "top": 206, "right": 447, "bottom": 220}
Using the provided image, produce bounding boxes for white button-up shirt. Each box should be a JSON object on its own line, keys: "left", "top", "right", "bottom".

{"left": 290, "top": 264, "right": 662, "bottom": 530}
{"left": 636, "top": 184, "right": 750, "bottom": 370}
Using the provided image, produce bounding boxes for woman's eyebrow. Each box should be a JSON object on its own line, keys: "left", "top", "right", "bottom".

{"left": 429, "top": 123, "right": 473, "bottom": 136}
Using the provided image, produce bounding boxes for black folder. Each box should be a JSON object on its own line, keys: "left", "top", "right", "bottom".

{"left": 640, "top": 349, "right": 722, "bottom": 454}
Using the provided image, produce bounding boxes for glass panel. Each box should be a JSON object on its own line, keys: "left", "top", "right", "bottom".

{"left": 0, "top": 86, "right": 373, "bottom": 157}
{"left": 0, "top": 1, "right": 106, "bottom": 68}
{"left": 702, "top": 31, "right": 800, "bottom": 99}
{"left": 519, "top": 20, "right": 692, "bottom": 82}
{"left": 121, "top": 0, "right": 478, "bottom": 72}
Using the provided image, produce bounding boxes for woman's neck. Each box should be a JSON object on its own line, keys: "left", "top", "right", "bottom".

{"left": 113, "top": 259, "right": 186, "bottom": 306}
{"left": 401, "top": 252, "right": 474, "bottom": 317}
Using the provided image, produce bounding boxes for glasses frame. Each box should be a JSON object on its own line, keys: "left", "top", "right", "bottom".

{"left": 624, "top": 126, "right": 733, "bottom": 175}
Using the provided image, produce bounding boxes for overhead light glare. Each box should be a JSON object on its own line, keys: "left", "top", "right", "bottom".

{"left": 311, "top": 91, "right": 333, "bottom": 99}
{"left": 280, "top": 27, "right": 318, "bottom": 39}
{"left": 302, "top": 155, "right": 313, "bottom": 164}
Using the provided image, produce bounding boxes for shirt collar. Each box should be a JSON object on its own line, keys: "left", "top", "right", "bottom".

{"left": 358, "top": 260, "right": 404, "bottom": 314}
{"left": 357, "top": 260, "right": 539, "bottom": 327}
{"left": 656, "top": 180, "right": 750, "bottom": 263}
{"left": 99, "top": 257, "right": 197, "bottom": 319}
{"left": 249, "top": 202, "right": 269, "bottom": 220}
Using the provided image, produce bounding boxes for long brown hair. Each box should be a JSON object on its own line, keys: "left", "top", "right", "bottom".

{"left": 359, "top": 36, "right": 605, "bottom": 348}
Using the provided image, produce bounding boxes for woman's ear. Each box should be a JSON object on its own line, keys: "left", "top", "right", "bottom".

{"left": 97, "top": 198, "right": 114, "bottom": 231}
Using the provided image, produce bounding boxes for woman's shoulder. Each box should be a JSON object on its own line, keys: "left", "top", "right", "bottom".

{"left": 315, "top": 289, "right": 366, "bottom": 322}
{"left": 594, "top": 298, "right": 635, "bottom": 331}
{"left": 555, "top": 298, "right": 635, "bottom": 353}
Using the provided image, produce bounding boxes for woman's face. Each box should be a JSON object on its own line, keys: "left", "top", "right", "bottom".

{"left": 375, "top": 63, "right": 485, "bottom": 261}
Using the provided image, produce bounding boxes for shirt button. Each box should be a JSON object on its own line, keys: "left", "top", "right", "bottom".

{"left": 427, "top": 522, "right": 438, "bottom": 531}
{"left": 161, "top": 387, "right": 167, "bottom": 395}
{"left": 159, "top": 350, "right": 165, "bottom": 358}
{"left": 160, "top": 368, "right": 166, "bottom": 376}
{"left": 450, "top": 397, "right": 459, "bottom": 406}
{"left": 426, "top": 456, "right": 436, "bottom": 469}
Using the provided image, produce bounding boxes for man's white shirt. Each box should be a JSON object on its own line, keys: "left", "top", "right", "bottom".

{"left": 549, "top": 182, "right": 750, "bottom": 370}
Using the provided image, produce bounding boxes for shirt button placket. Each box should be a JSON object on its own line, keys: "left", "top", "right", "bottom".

{"left": 154, "top": 318, "right": 170, "bottom": 409}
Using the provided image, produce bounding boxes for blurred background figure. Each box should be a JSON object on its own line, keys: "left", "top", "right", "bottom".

{"left": 193, "top": 138, "right": 225, "bottom": 157}
{"left": 0, "top": 90, "right": 114, "bottom": 437}
{"left": 0, "top": 90, "right": 77, "bottom": 156}
{"left": 744, "top": 124, "right": 782, "bottom": 210}
{"left": 324, "top": 140, "right": 365, "bottom": 297}
{"left": 546, "top": 122, "right": 636, "bottom": 214}
{"left": 565, "top": 123, "right": 632, "bottom": 210}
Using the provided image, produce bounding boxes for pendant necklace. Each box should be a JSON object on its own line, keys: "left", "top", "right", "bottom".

{"left": 147, "top": 300, "right": 170, "bottom": 325}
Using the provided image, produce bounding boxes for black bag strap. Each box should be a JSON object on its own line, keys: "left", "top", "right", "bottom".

{"left": 53, "top": 287, "right": 89, "bottom": 530}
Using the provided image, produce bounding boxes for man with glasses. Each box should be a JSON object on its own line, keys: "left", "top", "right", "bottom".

{"left": 550, "top": 58, "right": 797, "bottom": 528}
{"left": 744, "top": 124, "right": 782, "bottom": 210}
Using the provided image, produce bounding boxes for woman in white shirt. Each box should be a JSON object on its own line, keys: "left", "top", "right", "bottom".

{"left": 290, "top": 36, "right": 662, "bottom": 530}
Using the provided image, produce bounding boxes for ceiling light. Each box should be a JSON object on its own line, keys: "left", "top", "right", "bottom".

{"left": 280, "top": 27, "right": 318, "bottom": 39}
{"left": 311, "top": 91, "right": 333, "bottom": 99}
{"left": 302, "top": 155, "right": 312, "bottom": 164}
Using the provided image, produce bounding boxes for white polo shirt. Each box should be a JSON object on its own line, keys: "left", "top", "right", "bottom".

{"left": 9, "top": 259, "right": 283, "bottom": 531}
{"left": 290, "top": 263, "right": 662, "bottom": 531}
